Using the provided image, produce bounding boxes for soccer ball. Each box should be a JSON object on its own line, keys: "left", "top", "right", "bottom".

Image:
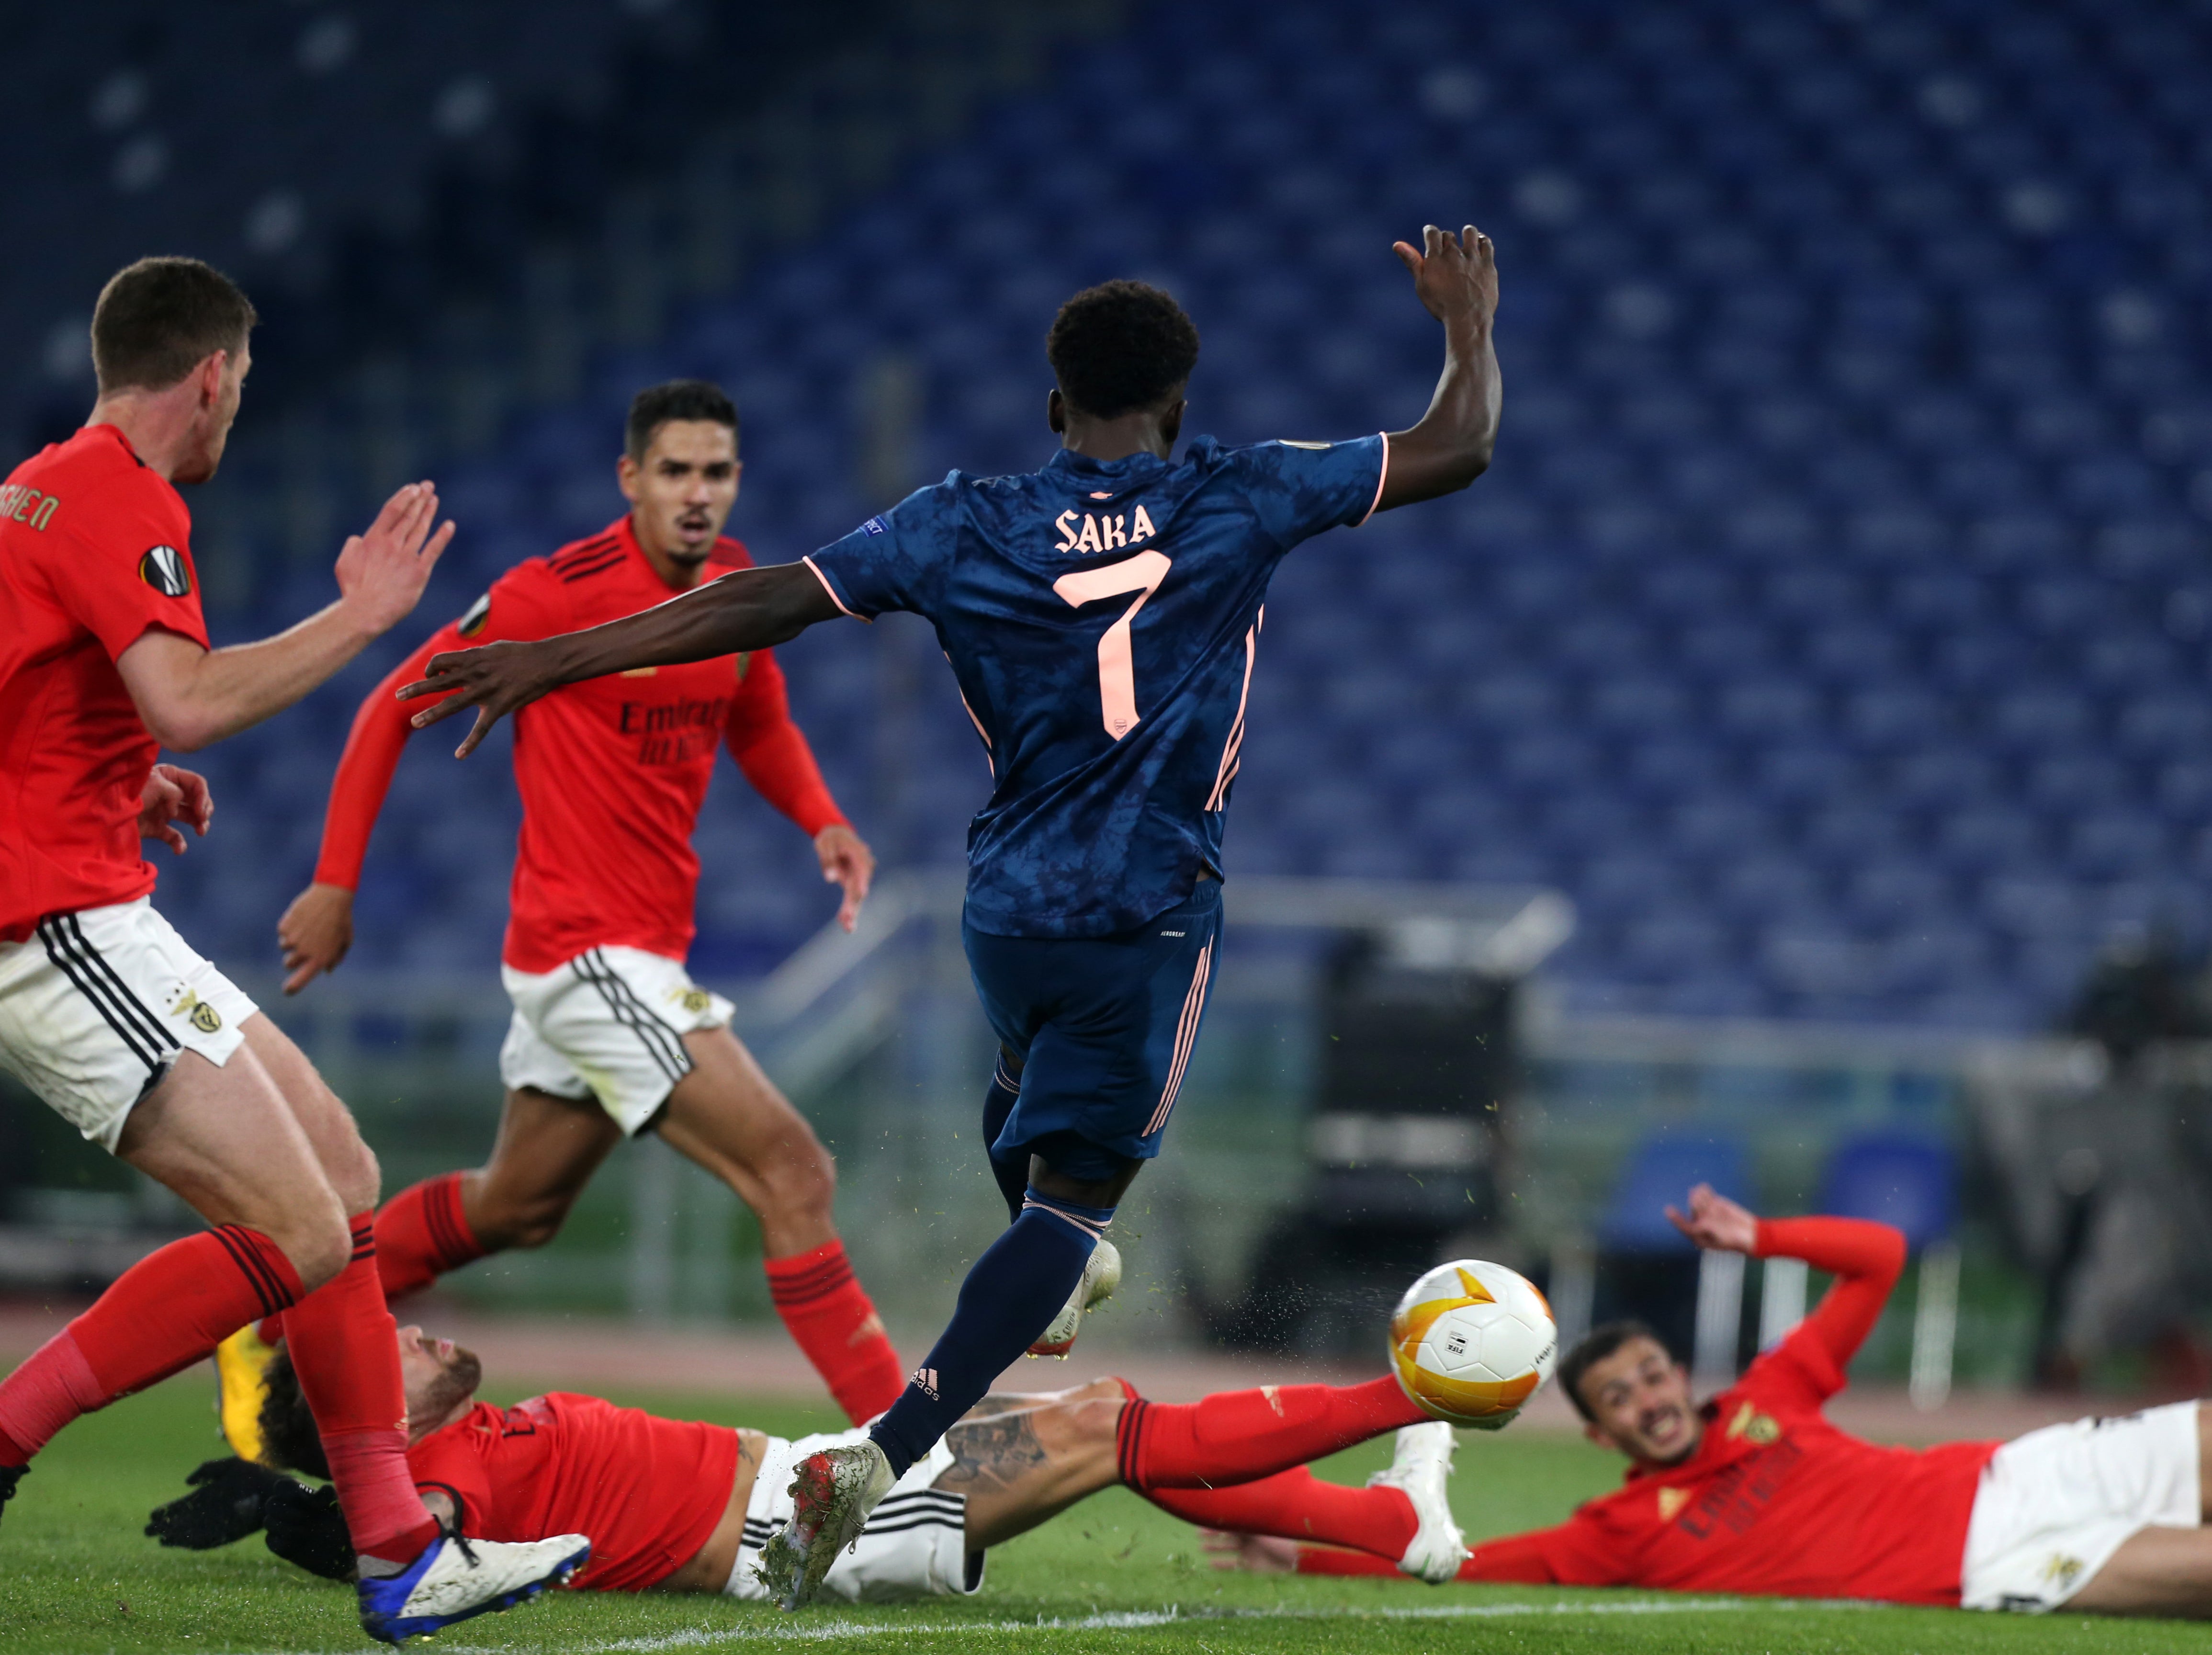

{"left": 1389, "top": 1259, "right": 1557, "bottom": 1430}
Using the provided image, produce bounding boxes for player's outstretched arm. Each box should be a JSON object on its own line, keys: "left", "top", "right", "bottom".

{"left": 1669, "top": 1184, "right": 1906, "bottom": 1369}
{"left": 1376, "top": 224, "right": 1501, "bottom": 512}
{"left": 116, "top": 482, "right": 454, "bottom": 751}
{"left": 400, "top": 561, "right": 839, "bottom": 758}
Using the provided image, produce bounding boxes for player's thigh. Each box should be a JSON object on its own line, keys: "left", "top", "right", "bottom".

{"left": 117, "top": 1046, "right": 348, "bottom": 1279}
{"left": 1007, "top": 899, "right": 1222, "bottom": 1168}
{"left": 237, "top": 1012, "right": 379, "bottom": 1213}
{"left": 473, "top": 1087, "right": 626, "bottom": 1224}
{"left": 657, "top": 1028, "right": 833, "bottom": 1195}
{"left": 2068, "top": 1526, "right": 2212, "bottom": 1617}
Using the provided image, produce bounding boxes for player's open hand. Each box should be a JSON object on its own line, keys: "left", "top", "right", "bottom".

{"left": 139, "top": 762, "right": 213, "bottom": 854}
{"left": 1200, "top": 1529, "right": 1299, "bottom": 1574}
{"left": 335, "top": 481, "right": 456, "bottom": 638}
{"left": 1666, "top": 1182, "right": 1760, "bottom": 1254}
{"left": 279, "top": 882, "right": 356, "bottom": 994}
{"left": 396, "top": 637, "right": 565, "bottom": 758}
{"left": 1391, "top": 224, "right": 1497, "bottom": 332}
{"left": 814, "top": 824, "right": 876, "bottom": 932}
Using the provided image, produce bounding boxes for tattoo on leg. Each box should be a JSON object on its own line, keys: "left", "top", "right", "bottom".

{"left": 939, "top": 1412, "right": 1050, "bottom": 1494}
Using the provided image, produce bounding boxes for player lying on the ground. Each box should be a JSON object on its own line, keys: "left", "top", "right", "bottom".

{"left": 395, "top": 226, "right": 1502, "bottom": 1604}
{"left": 239, "top": 378, "right": 900, "bottom": 1452}
{"left": 0, "top": 255, "right": 585, "bottom": 1643}
{"left": 150, "top": 1325, "right": 1474, "bottom": 1600}
{"left": 1213, "top": 1187, "right": 2212, "bottom": 1620}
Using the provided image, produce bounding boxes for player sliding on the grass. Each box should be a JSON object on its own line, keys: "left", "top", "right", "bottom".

{"left": 0, "top": 257, "right": 586, "bottom": 1644}
{"left": 252, "top": 379, "right": 901, "bottom": 1449}
{"left": 395, "top": 226, "right": 1502, "bottom": 1605}
{"left": 1217, "top": 1186, "right": 2212, "bottom": 1620}
{"left": 149, "top": 1326, "right": 1472, "bottom": 1599}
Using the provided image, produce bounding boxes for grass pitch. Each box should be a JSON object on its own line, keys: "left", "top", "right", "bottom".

{"left": 2, "top": 1372, "right": 2208, "bottom": 1655}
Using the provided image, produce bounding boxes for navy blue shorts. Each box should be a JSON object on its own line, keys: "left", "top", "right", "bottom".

{"left": 963, "top": 881, "right": 1223, "bottom": 1183}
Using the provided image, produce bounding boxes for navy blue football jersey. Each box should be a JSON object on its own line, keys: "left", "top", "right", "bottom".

{"left": 807, "top": 433, "right": 1387, "bottom": 938}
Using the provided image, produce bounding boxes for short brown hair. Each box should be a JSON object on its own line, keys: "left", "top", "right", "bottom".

{"left": 91, "top": 257, "right": 258, "bottom": 394}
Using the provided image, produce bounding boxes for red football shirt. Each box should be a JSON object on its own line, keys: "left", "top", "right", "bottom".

{"left": 315, "top": 516, "right": 846, "bottom": 973}
{"left": 0, "top": 424, "right": 210, "bottom": 940}
{"left": 1462, "top": 1219, "right": 1998, "bottom": 1606}
{"left": 407, "top": 1392, "right": 738, "bottom": 1591}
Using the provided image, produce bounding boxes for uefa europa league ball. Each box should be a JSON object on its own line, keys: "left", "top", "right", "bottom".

{"left": 1388, "top": 1259, "right": 1557, "bottom": 1429}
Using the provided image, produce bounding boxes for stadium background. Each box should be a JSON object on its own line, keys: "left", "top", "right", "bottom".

{"left": 5, "top": 0, "right": 2211, "bottom": 1403}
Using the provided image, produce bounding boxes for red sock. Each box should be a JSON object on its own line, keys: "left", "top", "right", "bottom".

{"left": 373, "top": 1173, "right": 487, "bottom": 1303}
{"left": 1140, "top": 1468, "right": 1419, "bottom": 1559}
{"left": 0, "top": 1225, "right": 301, "bottom": 1465}
{"left": 283, "top": 1215, "right": 440, "bottom": 1566}
{"left": 764, "top": 1240, "right": 903, "bottom": 1424}
{"left": 1114, "top": 1376, "right": 1428, "bottom": 1490}
{"left": 1296, "top": 1546, "right": 1426, "bottom": 1577}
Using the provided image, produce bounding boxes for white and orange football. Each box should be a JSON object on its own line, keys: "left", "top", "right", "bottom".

{"left": 1388, "top": 1259, "right": 1557, "bottom": 1429}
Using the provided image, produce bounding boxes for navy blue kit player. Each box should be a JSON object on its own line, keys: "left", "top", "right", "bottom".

{"left": 402, "top": 223, "right": 1502, "bottom": 1604}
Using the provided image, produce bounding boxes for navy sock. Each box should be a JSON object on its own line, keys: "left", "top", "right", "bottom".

{"left": 981, "top": 1059, "right": 1027, "bottom": 1224}
{"left": 869, "top": 1194, "right": 1114, "bottom": 1478}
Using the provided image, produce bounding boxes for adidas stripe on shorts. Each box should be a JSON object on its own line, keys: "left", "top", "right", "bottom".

{"left": 0, "top": 898, "right": 257, "bottom": 1150}
{"left": 498, "top": 945, "right": 735, "bottom": 1135}
{"left": 723, "top": 1428, "right": 982, "bottom": 1602}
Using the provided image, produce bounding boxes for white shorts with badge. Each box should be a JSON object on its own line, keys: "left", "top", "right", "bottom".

{"left": 1961, "top": 1400, "right": 2201, "bottom": 1612}
{"left": 723, "top": 1429, "right": 982, "bottom": 1603}
{"left": 0, "top": 898, "right": 257, "bottom": 1151}
{"left": 498, "top": 946, "right": 734, "bottom": 1136}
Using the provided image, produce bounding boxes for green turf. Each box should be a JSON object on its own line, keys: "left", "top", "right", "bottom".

{"left": 2, "top": 1372, "right": 2208, "bottom": 1655}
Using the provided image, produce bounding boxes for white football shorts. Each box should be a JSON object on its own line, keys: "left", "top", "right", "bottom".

{"left": 0, "top": 898, "right": 256, "bottom": 1151}
{"left": 498, "top": 945, "right": 734, "bottom": 1135}
{"left": 722, "top": 1428, "right": 982, "bottom": 1603}
{"left": 1961, "top": 1401, "right": 2201, "bottom": 1612}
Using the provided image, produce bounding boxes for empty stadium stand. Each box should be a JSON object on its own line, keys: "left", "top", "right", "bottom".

{"left": 29, "top": 0, "right": 2212, "bottom": 1032}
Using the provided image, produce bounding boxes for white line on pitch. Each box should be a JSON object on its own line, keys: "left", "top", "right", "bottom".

{"left": 434, "top": 1594, "right": 1877, "bottom": 1654}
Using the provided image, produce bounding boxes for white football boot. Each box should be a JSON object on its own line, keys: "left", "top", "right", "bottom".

{"left": 1367, "top": 1421, "right": 1469, "bottom": 1584}
{"left": 356, "top": 1528, "right": 591, "bottom": 1643}
{"left": 754, "top": 1438, "right": 897, "bottom": 1610}
{"left": 1028, "top": 1238, "right": 1122, "bottom": 1358}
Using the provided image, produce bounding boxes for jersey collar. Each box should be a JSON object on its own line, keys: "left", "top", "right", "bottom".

{"left": 85, "top": 422, "right": 150, "bottom": 469}
{"left": 1043, "top": 447, "right": 1170, "bottom": 481}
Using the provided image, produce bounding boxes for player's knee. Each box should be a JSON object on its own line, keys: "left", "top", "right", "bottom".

{"left": 274, "top": 1202, "right": 352, "bottom": 1292}
{"left": 480, "top": 1193, "right": 571, "bottom": 1251}
{"left": 1044, "top": 1394, "right": 1127, "bottom": 1457}
{"left": 329, "top": 1137, "right": 381, "bottom": 1215}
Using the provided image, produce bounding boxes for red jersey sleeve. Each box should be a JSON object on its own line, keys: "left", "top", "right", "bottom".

{"left": 723, "top": 647, "right": 847, "bottom": 837}
{"left": 1743, "top": 1216, "right": 1907, "bottom": 1403}
{"left": 48, "top": 469, "right": 209, "bottom": 660}
{"left": 313, "top": 567, "right": 568, "bottom": 890}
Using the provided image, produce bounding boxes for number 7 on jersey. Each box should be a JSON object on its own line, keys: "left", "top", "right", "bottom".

{"left": 1054, "top": 550, "right": 1170, "bottom": 740}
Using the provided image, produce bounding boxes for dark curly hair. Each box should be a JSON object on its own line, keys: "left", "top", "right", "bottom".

{"left": 1046, "top": 281, "right": 1200, "bottom": 420}
{"left": 258, "top": 1346, "right": 330, "bottom": 1480}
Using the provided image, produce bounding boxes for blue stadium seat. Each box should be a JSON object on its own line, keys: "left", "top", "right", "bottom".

{"left": 1817, "top": 1133, "right": 1959, "bottom": 1250}
{"left": 1599, "top": 1132, "right": 1755, "bottom": 1253}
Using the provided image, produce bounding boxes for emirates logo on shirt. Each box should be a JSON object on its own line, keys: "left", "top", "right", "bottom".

{"left": 139, "top": 545, "right": 191, "bottom": 598}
